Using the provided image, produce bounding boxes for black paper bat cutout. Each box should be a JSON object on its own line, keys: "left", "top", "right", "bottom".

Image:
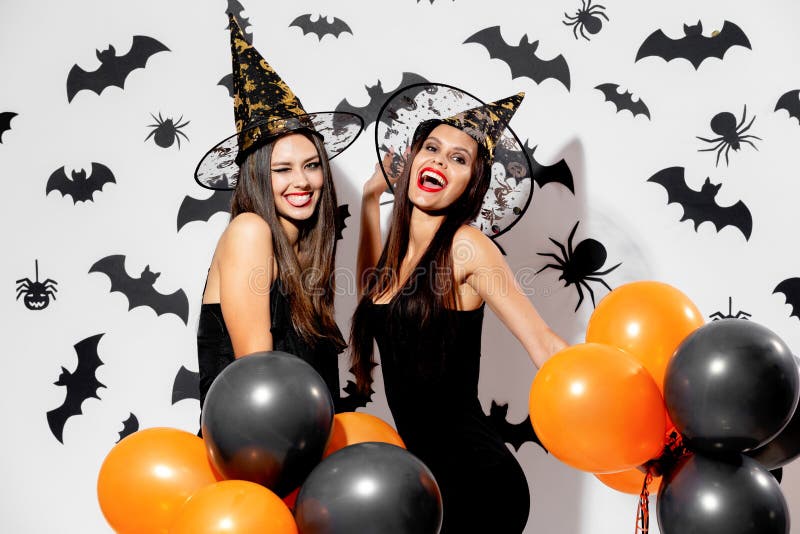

{"left": 635, "top": 21, "right": 751, "bottom": 70}
{"left": 172, "top": 365, "right": 200, "bottom": 404}
{"left": 493, "top": 140, "right": 575, "bottom": 193}
{"left": 0, "top": 111, "right": 17, "bottom": 143}
{"left": 464, "top": 26, "right": 570, "bottom": 90}
{"left": 595, "top": 83, "right": 650, "bottom": 119}
{"left": 335, "top": 204, "right": 350, "bottom": 241}
{"left": 47, "top": 333, "right": 106, "bottom": 443}
{"left": 775, "top": 89, "right": 800, "bottom": 125}
{"left": 335, "top": 72, "right": 430, "bottom": 129}
{"left": 66, "top": 35, "right": 170, "bottom": 102}
{"left": 90, "top": 255, "right": 189, "bottom": 324}
{"left": 46, "top": 163, "right": 116, "bottom": 204}
{"left": 290, "top": 14, "right": 352, "bottom": 40}
{"left": 487, "top": 401, "right": 544, "bottom": 452}
{"left": 117, "top": 412, "right": 139, "bottom": 442}
{"left": 335, "top": 379, "right": 375, "bottom": 413}
{"left": 226, "top": 0, "right": 252, "bottom": 44}
{"left": 647, "top": 167, "right": 752, "bottom": 240}
{"left": 177, "top": 190, "right": 232, "bottom": 231}
{"left": 774, "top": 278, "right": 800, "bottom": 320}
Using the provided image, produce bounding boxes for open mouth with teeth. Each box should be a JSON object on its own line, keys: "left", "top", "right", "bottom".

{"left": 417, "top": 167, "right": 448, "bottom": 192}
{"left": 284, "top": 191, "right": 313, "bottom": 207}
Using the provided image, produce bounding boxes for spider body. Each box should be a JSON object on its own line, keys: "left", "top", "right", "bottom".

{"left": 697, "top": 105, "right": 761, "bottom": 166}
{"left": 536, "top": 222, "right": 620, "bottom": 311}
{"left": 16, "top": 260, "right": 58, "bottom": 310}
{"left": 145, "top": 112, "right": 190, "bottom": 149}
{"left": 563, "top": 0, "right": 609, "bottom": 41}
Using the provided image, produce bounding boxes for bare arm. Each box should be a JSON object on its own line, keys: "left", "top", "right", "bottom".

{"left": 217, "top": 213, "right": 274, "bottom": 357}
{"left": 458, "top": 227, "right": 568, "bottom": 368}
{"left": 357, "top": 159, "right": 392, "bottom": 295}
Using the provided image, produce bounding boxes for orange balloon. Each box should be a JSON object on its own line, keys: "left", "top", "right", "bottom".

{"left": 530, "top": 343, "right": 666, "bottom": 473}
{"left": 171, "top": 480, "right": 298, "bottom": 534}
{"left": 596, "top": 468, "right": 662, "bottom": 495}
{"left": 586, "top": 281, "right": 704, "bottom": 392}
{"left": 323, "top": 412, "right": 405, "bottom": 458}
{"left": 97, "top": 427, "right": 220, "bottom": 534}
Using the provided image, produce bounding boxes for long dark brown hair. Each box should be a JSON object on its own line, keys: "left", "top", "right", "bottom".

{"left": 349, "top": 121, "right": 491, "bottom": 393}
{"left": 230, "top": 129, "right": 345, "bottom": 352}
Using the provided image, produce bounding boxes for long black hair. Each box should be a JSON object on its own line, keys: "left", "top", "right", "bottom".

{"left": 231, "top": 129, "right": 346, "bottom": 351}
{"left": 349, "top": 121, "right": 491, "bottom": 393}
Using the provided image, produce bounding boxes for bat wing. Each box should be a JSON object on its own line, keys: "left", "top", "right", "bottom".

{"left": 177, "top": 190, "right": 232, "bottom": 231}
{"left": 289, "top": 14, "right": 316, "bottom": 36}
{"left": 335, "top": 204, "right": 350, "bottom": 241}
{"left": 218, "top": 73, "right": 234, "bottom": 97}
{"left": 774, "top": 278, "right": 800, "bottom": 320}
{"left": 84, "top": 162, "right": 116, "bottom": 199}
{"left": 523, "top": 142, "right": 575, "bottom": 192}
{"left": 47, "top": 333, "right": 106, "bottom": 443}
{"left": 647, "top": 166, "right": 699, "bottom": 210}
{"left": 330, "top": 17, "right": 353, "bottom": 37}
{"left": 172, "top": 365, "right": 200, "bottom": 404}
{"left": 66, "top": 64, "right": 100, "bottom": 102}
{"left": 775, "top": 89, "right": 800, "bottom": 124}
{"left": 711, "top": 199, "right": 752, "bottom": 240}
{"left": 635, "top": 29, "right": 677, "bottom": 63}
{"left": 117, "top": 412, "right": 139, "bottom": 442}
{"left": 117, "top": 36, "right": 170, "bottom": 80}
{"left": 595, "top": 83, "right": 650, "bottom": 119}
{"left": 712, "top": 21, "right": 752, "bottom": 56}
{"left": 527, "top": 52, "right": 570, "bottom": 90}
{"left": 227, "top": 0, "right": 252, "bottom": 44}
{"left": 46, "top": 166, "right": 73, "bottom": 198}
{"left": 90, "top": 254, "right": 134, "bottom": 297}
{"left": 336, "top": 72, "right": 429, "bottom": 128}
{"left": 336, "top": 379, "right": 374, "bottom": 412}
{"left": 147, "top": 288, "right": 190, "bottom": 324}
{"left": 487, "top": 401, "right": 544, "bottom": 451}
{"left": 0, "top": 111, "right": 17, "bottom": 142}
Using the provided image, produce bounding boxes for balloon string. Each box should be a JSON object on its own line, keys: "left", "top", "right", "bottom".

{"left": 634, "top": 471, "right": 652, "bottom": 533}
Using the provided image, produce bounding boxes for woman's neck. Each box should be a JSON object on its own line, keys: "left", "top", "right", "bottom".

{"left": 407, "top": 206, "right": 443, "bottom": 258}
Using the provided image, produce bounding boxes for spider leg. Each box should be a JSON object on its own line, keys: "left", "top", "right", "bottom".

{"left": 144, "top": 129, "right": 157, "bottom": 142}
{"left": 42, "top": 278, "right": 58, "bottom": 286}
{"left": 724, "top": 144, "right": 731, "bottom": 166}
{"left": 580, "top": 280, "right": 598, "bottom": 308}
{"left": 698, "top": 141, "right": 725, "bottom": 153}
{"left": 548, "top": 238, "right": 570, "bottom": 262}
{"left": 584, "top": 275, "right": 613, "bottom": 292}
{"left": 176, "top": 134, "right": 182, "bottom": 149}
{"left": 536, "top": 263, "right": 565, "bottom": 275}
{"left": 696, "top": 135, "right": 724, "bottom": 143}
{"left": 736, "top": 105, "right": 748, "bottom": 130}
{"left": 583, "top": 0, "right": 589, "bottom": 10}
{"left": 592, "top": 261, "right": 622, "bottom": 276}
{"left": 735, "top": 311, "right": 752, "bottom": 319}
{"left": 564, "top": 13, "right": 578, "bottom": 21}
{"left": 573, "top": 283, "right": 585, "bottom": 312}
{"left": 566, "top": 221, "right": 580, "bottom": 257}
{"left": 740, "top": 134, "right": 762, "bottom": 141}
{"left": 572, "top": 23, "right": 580, "bottom": 39}
{"left": 15, "top": 278, "right": 32, "bottom": 285}
{"left": 159, "top": 111, "right": 165, "bottom": 123}
{"left": 177, "top": 130, "right": 190, "bottom": 141}
{"left": 737, "top": 114, "right": 756, "bottom": 135}
{"left": 150, "top": 112, "right": 160, "bottom": 123}
{"left": 175, "top": 119, "right": 191, "bottom": 129}
{"left": 709, "top": 312, "right": 725, "bottom": 320}
{"left": 714, "top": 144, "right": 725, "bottom": 166}
{"left": 740, "top": 139, "right": 759, "bottom": 151}
{"left": 580, "top": 25, "right": 590, "bottom": 41}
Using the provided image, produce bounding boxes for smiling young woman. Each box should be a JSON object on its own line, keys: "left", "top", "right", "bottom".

{"left": 350, "top": 85, "right": 567, "bottom": 533}
{"left": 193, "top": 17, "right": 363, "bottom": 423}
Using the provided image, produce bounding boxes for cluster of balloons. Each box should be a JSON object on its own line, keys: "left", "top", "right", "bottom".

{"left": 97, "top": 351, "right": 442, "bottom": 533}
{"left": 529, "top": 281, "right": 799, "bottom": 534}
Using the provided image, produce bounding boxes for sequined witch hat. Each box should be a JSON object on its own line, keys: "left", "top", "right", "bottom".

{"left": 195, "top": 15, "right": 364, "bottom": 190}
{"left": 376, "top": 83, "right": 533, "bottom": 238}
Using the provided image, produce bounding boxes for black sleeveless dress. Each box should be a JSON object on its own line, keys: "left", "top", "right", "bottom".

{"left": 367, "top": 302, "right": 530, "bottom": 533}
{"left": 197, "top": 281, "right": 341, "bottom": 413}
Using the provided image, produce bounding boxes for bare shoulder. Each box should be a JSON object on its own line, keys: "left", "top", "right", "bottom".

{"left": 452, "top": 225, "right": 501, "bottom": 269}
{"left": 218, "top": 213, "right": 273, "bottom": 256}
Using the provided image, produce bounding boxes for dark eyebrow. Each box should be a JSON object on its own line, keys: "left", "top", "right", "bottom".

{"left": 425, "top": 135, "right": 472, "bottom": 156}
{"left": 271, "top": 154, "right": 320, "bottom": 166}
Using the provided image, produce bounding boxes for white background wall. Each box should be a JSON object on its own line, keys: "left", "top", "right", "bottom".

{"left": 2, "top": 0, "right": 799, "bottom": 532}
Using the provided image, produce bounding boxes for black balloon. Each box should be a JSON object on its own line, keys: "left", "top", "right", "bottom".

{"left": 295, "top": 442, "right": 442, "bottom": 534}
{"left": 664, "top": 319, "right": 798, "bottom": 453}
{"left": 748, "top": 356, "right": 800, "bottom": 469}
{"left": 657, "top": 452, "right": 789, "bottom": 534}
{"left": 201, "top": 351, "right": 334, "bottom": 496}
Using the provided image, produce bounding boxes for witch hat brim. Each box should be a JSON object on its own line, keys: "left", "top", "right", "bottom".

{"left": 374, "top": 82, "right": 533, "bottom": 239}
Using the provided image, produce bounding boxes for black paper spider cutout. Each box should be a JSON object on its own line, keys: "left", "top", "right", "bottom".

{"left": 709, "top": 297, "right": 751, "bottom": 320}
{"left": 145, "top": 112, "right": 190, "bottom": 149}
{"left": 536, "top": 221, "right": 621, "bottom": 311}
{"left": 697, "top": 106, "right": 761, "bottom": 166}
{"left": 16, "top": 260, "right": 58, "bottom": 310}
{"left": 563, "top": 0, "right": 609, "bottom": 41}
